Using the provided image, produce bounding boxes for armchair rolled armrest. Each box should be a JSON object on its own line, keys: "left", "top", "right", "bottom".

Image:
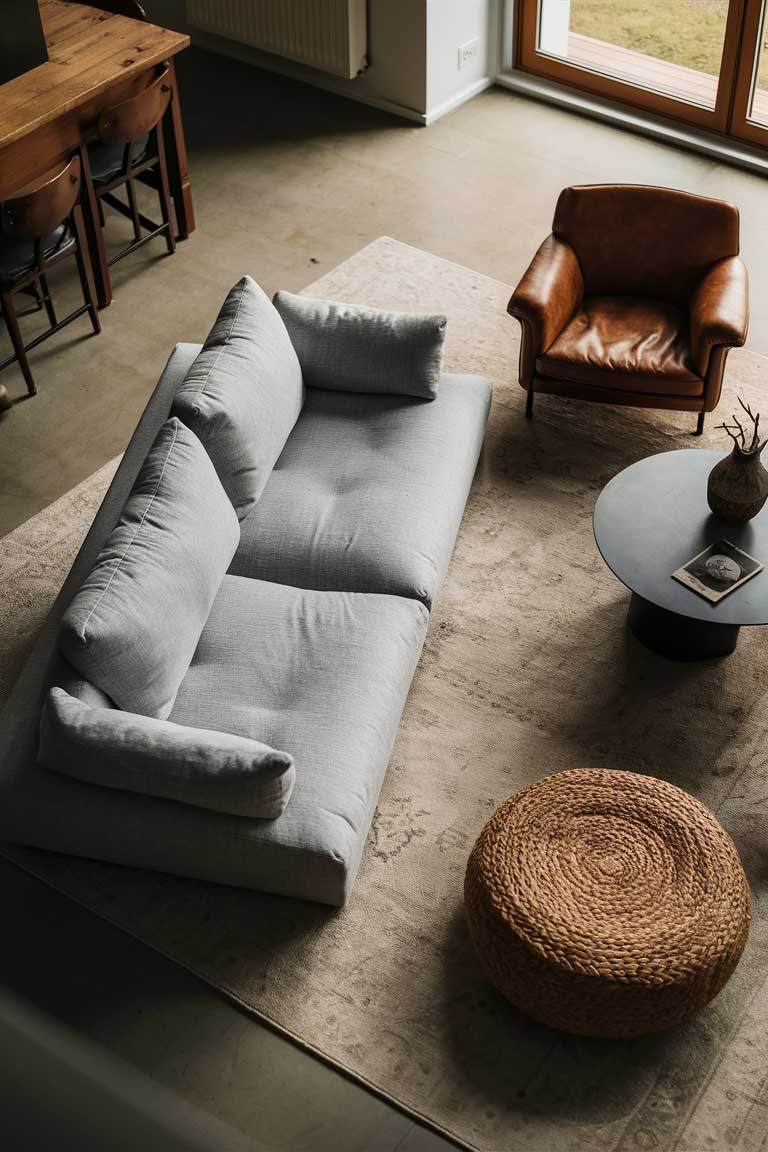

{"left": 690, "top": 256, "right": 749, "bottom": 378}
{"left": 507, "top": 235, "right": 584, "bottom": 386}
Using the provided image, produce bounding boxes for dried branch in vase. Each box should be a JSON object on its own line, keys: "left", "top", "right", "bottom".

{"left": 709, "top": 395, "right": 768, "bottom": 523}
{"left": 716, "top": 396, "right": 768, "bottom": 455}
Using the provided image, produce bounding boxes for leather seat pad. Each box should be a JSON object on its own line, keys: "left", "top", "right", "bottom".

{"left": 537, "top": 296, "right": 703, "bottom": 396}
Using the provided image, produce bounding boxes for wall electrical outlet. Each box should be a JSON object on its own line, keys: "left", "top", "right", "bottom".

{"left": 458, "top": 37, "right": 480, "bottom": 70}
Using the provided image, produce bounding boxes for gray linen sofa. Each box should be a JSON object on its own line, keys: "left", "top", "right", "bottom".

{"left": 0, "top": 279, "right": 491, "bottom": 906}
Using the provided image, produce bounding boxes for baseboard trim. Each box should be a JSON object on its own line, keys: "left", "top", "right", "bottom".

{"left": 425, "top": 77, "right": 494, "bottom": 125}
{"left": 191, "top": 28, "right": 492, "bottom": 127}
{"left": 496, "top": 70, "right": 768, "bottom": 176}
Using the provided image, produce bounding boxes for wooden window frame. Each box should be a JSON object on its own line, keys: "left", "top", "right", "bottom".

{"left": 515, "top": 0, "right": 747, "bottom": 135}
{"left": 730, "top": 0, "right": 768, "bottom": 143}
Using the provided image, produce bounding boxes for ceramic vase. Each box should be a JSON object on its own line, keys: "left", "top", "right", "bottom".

{"left": 707, "top": 443, "right": 768, "bottom": 523}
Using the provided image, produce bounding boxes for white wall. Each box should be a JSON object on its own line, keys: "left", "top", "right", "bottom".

{"left": 144, "top": 1, "right": 494, "bottom": 124}
{"left": 426, "top": 0, "right": 495, "bottom": 122}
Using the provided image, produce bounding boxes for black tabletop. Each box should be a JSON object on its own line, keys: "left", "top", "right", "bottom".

{"left": 593, "top": 449, "right": 768, "bottom": 627}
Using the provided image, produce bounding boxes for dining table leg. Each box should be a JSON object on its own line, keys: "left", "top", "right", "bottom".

{"left": 164, "top": 58, "right": 195, "bottom": 241}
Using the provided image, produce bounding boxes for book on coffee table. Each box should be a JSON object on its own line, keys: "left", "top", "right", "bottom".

{"left": 672, "top": 539, "right": 763, "bottom": 604}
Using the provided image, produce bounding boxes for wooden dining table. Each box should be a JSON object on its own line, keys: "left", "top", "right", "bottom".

{"left": 0, "top": 0, "right": 195, "bottom": 307}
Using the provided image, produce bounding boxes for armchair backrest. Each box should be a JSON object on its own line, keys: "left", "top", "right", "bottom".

{"left": 553, "top": 185, "right": 739, "bottom": 304}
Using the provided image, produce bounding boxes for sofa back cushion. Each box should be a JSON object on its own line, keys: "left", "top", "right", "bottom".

{"left": 59, "top": 418, "right": 240, "bottom": 720}
{"left": 172, "top": 277, "right": 304, "bottom": 519}
{"left": 39, "top": 688, "right": 296, "bottom": 820}
{"left": 273, "top": 292, "right": 446, "bottom": 400}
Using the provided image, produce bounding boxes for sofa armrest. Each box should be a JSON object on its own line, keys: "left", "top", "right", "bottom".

{"left": 507, "top": 236, "right": 584, "bottom": 385}
{"left": 39, "top": 688, "right": 295, "bottom": 820}
{"left": 690, "top": 256, "right": 749, "bottom": 377}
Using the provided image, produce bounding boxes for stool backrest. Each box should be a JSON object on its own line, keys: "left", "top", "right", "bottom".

{"left": 97, "top": 65, "right": 172, "bottom": 145}
{"left": 0, "top": 156, "right": 81, "bottom": 242}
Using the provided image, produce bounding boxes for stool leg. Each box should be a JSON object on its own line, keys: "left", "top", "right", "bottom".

{"left": 155, "top": 121, "right": 176, "bottom": 256}
{"left": 77, "top": 143, "right": 111, "bottom": 308}
{"left": 39, "top": 273, "right": 57, "bottom": 328}
{"left": 126, "top": 176, "right": 142, "bottom": 243}
{"left": 71, "top": 206, "right": 101, "bottom": 336}
{"left": 1, "top": 290, "right": 36, "bottom": 396}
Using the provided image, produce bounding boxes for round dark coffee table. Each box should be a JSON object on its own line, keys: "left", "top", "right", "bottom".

{"left": 594, "top": 449, "right": 768, "bottom": 660}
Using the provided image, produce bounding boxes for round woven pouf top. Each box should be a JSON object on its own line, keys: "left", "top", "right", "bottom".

{"left": 464, "top": 768, "right": 750, "bottom": 1038}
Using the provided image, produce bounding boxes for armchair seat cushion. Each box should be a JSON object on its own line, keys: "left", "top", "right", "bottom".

{"left": 536, "top": 297, "right": 704, "bottom": 397}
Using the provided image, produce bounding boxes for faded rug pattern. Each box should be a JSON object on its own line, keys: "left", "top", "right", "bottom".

{"left": 1, "top": 238, "right": 767, "bottom": 1151}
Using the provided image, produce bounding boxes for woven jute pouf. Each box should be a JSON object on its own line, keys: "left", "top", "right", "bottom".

{"left": 464, "top": 768, "right": 750, "bottom": 1038}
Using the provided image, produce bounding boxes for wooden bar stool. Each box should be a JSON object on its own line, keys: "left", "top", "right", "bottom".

{"left": 0, "top": 155, "right": 101, "bottom": 398}
{"left": 84, "top": 64, "right": 176, "bottom": 292}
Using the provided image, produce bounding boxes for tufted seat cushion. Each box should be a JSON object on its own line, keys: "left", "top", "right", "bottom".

{"left": 536, "top": 297, "right": 703, "bottom": 396}
{"left": 0, "top": 574, "right": 429, "bottom": 906}
{"left": 231, "top": 373, "right": 492, "bottom": 608}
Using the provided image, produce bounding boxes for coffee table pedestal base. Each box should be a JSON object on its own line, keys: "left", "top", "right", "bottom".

{"left": 627, "top": 593, "right": 740, "bottom": 661}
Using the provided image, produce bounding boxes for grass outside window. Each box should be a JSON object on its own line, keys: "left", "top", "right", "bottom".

{"left": 568, "top": 0, "right": 768, "bottom": 88}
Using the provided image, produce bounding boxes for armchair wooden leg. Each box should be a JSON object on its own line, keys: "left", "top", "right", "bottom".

{"left": 695, "top": 411, "right": 705, "bottom": 436}
{"left": 526, "top": 388, "right": 534, "bottom": 419}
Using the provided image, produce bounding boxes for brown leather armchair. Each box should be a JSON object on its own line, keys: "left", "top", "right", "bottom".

{"left": 507, "top": 185, "right": 749, "bottom": 435}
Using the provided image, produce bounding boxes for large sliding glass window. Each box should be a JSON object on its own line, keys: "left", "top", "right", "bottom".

{"left": 516, "top": 0, "right": 768, "bottom": 145}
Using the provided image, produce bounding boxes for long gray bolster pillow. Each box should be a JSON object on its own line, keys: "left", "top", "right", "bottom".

{"left": 39, "top": 688, "right": 295, "bottom": 820}
{"left": 273, "top": 291, "right": 447, "bottom": 400}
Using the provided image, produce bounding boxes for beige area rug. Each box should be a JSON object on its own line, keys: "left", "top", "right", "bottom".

{"left": 2, "top": 237, "right": 768, "bottom": 1152}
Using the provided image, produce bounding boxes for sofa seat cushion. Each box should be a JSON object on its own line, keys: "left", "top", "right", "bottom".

{"left": 0, "top": 576, "right": 428, "bottom": 906}
{"left": 172, "top": 277, "right": 304, "bottom": 519}
{"left": 536, "top": 297, "right": 703, "bottom": 396}
{"left": 59, "top": 418, "right": 240, "bottom": 720}
{"left": 165, "top": 575, "right": 428, "bottom": 901}
{"left": 230, "top": 373, "right": 492, "bottom": 608}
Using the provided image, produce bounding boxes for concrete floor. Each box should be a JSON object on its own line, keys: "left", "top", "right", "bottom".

{"left": 1, "top": 46, "right": 768, "bottom": 1151}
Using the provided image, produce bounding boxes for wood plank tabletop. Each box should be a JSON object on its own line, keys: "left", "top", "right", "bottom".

{"left": 0, "top": 0, "right": 189, "bottom": 151}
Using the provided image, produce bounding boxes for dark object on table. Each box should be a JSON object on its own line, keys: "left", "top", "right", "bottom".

{"left": 74, "top": 0, "right": 147, "bottom": 16}
{"left": 465, "top": 768, "right": 750, "bottom": 1038}
{"left": 508, "top": 185, "right": 749, "bottom": 435}
{"left": 0, "top": 0, "right": 49, "bottom": 85}
{"left": 594, "top": 449, "right": 768, "bottom": 659}
{"left": 708, "top": 396, "right": 768, "bottom": 521}
{"left": 672, "top": 538, "right": 762, "bottom": 604}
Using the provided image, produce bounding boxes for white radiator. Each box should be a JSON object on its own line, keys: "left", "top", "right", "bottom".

{"left": 187, "top": 0, "right": 368, "bottom": 79}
